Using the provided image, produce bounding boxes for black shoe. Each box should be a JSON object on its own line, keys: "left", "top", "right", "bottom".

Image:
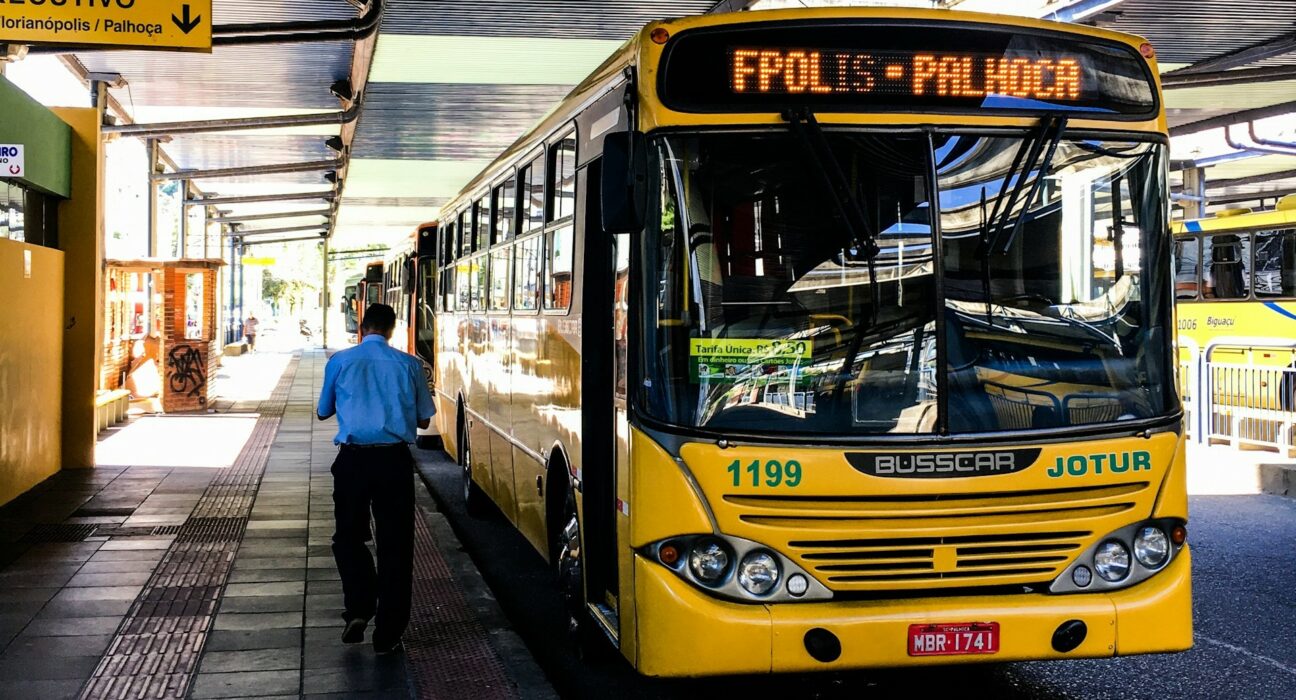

{"left": 342, "top": 618, "right": 368, "bottom": 644}
{"left": 373, "top": 637, "right": 404, "bottom": 655}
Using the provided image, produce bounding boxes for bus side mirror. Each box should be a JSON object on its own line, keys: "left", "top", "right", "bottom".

{"left": 601, "top": 131, "right": 647, "bottom": 234}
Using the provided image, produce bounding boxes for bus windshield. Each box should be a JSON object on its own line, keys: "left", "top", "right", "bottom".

{"left": 636, "top": 131, "right": 1174, "bottom": 437}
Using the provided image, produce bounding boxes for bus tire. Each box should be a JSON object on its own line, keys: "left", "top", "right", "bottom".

{"left": 553, "top": 475, "right": 611, "bottom": 661}
{"left": 459, "top": 419, "right": 488, "bottom": 518}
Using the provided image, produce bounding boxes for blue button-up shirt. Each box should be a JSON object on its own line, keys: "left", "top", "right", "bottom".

{"left": 317, "top": 334, "right": 435, "bottom": 445}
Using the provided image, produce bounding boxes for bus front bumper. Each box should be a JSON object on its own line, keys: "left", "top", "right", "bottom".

{"left": 632, "top": 547, "right": 1192, "bottom": 677}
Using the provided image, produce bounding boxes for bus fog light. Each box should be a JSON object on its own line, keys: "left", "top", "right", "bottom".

{"left": 1093, "top": 540, "right": 1131, "bottom": 582}
{"left": 737, "top": 551, "right": 780, "bottom": 595}
{"left": 1133, "top": 526, "right": 1169, "bottom": 569}
{"left": 688, "top": 540, "right": 731, "bottom": 584}
{"left": 1071, "top": 565, "right": 1092, "bottom": 588}
{"left": 787, "top": 573, "right": 809, "bottom": 597}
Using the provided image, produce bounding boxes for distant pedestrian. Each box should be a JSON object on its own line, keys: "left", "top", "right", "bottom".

{"left": 316, "top": 303, "right": 435, "bottom": 655}
{"left": 243, "top": 315, "right": 259, "bottom": 352}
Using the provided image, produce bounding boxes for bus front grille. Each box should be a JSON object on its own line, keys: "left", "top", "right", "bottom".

{"left": 787, "top": 531, "right": 1089, "bottom": 589}
{"left": 720, "top": 482, "right": 1152, "bottom": 592}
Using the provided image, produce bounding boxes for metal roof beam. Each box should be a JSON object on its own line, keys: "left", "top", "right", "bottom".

{"left": 1168, "top": 32, "right": 1296, "bottom": 75}
{"left": 223, "top": 224, "right": 326, "bottom": 238}
{"left": 1169, "top": 100, "right": 1296, "bottom": 137}
{"left": 104, "top": 106, "right": 359, "bottom": 138}
{"left": 1203, "top": 188, "right": 1296, "bottom": 206}
{"left": 209, "top": 210, "right": 332, "bottom": 225}
{"left": 1173, "top": 169, "right": 1296, "bottom": 192}
{"left": 185, "top": 192, "right": 335, "bottom": 207}
{"left": 154, "top": 159, "right": 344, "bottom": 183}
{"left": 239, "top": 236, "right": 326, "bottom": 247}
{"left": 1163, "top": 65, "right": 1296, "bottom": 89}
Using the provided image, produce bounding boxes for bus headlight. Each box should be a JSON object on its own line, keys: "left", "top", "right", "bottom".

{"left": 737, "top": 551, "right": 780, "bottom": 596}
{"left": 688, "top": 539, "right": 731, "bottom": 584}
{"left": 1133, "top": 526, "right": 1169, "bottom": 569}
{"left": 1093, "top": 540, "right": 1131, "bottom": 582}
{"left": 643, "top": 534, "right": 831, "bottom": 603}
{"left": 1049, "top": 518, "right": 1186, "bottom": 594}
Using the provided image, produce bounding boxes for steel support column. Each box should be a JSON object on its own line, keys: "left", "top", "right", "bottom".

{"left": 147, "top": 138, "right": 160, "bottom": 257}
{"left": 322, "top": 237, "right": 330, "bottom": 349}
{"left": 1182, "top": 167, "right": 1207, "bottom": 220}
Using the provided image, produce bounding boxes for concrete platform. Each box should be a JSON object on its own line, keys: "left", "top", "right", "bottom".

{"left": 0, "top": 351, "right": 551, "bottom": 699}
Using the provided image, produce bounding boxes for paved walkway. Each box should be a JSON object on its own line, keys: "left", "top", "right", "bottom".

{"left": 0, "top": 351, "right": 550, "bottom": 699}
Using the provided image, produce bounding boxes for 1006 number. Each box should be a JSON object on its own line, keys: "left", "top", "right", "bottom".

{"left": 727, "top": 459, "right": 802, "bottom": 487}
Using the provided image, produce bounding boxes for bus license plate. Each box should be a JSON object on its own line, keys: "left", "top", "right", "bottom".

{"left": 908, "top": 622, "right": 1000, "bottom": 656}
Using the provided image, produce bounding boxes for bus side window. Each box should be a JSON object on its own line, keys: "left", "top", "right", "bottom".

{"left": 1174, "top": 236, "right": 1199, "bottom": 300}
{"left": 1255, "top": 229, "right": 1296, "bottom": 298}
{"left": 544, "top": 224, "right": 574, "bottom": 311}
{"left": 549, "top": 131, "right": 576, "bottom": 222}
{"left": 475, "top": 197, "right": 490, "bottom": 252}
{"left": 521, "top": 154, "right": 545, "bottom": 234}
{"left": 515, "top": 235, "right": 541, "bottom": 311}
{"left": 1205, "top": 233, "right": 1249, "bottom": 299}
{"left": 493, "top": 176, "right": 516, "bottom": 245}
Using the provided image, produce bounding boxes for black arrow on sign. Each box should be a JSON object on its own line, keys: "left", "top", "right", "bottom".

{"left": 172, "top": 4, "right": 202, "bottom": 35}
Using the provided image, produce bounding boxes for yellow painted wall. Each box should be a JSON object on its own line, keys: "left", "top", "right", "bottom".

{"left": 52, "top": 108, "right": 104, "bottom": 470}
{"left": 0, "top": 240, "right": 65, "bottom": 506}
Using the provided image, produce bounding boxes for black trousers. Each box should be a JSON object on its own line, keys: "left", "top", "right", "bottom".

{"left": 330, "top": 443, "right": 415, "bottom": 642}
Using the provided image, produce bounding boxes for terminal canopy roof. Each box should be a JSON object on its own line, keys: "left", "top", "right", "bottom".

{"left": 22, "top": 0, "right": 1296, "bottom": 251}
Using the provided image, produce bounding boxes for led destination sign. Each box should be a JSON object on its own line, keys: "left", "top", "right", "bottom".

{"left": 659, "top": 22, "right": 1157, "bottom": 117}
{"left": 731, "top": 49, "right": 1082, "bottom": 101}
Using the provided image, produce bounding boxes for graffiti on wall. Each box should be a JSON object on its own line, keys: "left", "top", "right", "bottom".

{"left": 166, "top": 344, "right": 206, "bottom": 398}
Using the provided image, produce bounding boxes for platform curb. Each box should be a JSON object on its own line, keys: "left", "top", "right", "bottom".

{"left": 1259, "top": 463, "right": 1296, "bottom": 499}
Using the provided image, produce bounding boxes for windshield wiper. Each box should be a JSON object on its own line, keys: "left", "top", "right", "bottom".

{"left": 781, "top": 108, "right": 881, "bottom": 319}
{"left": 781, "top": 108, "right": 883, "bottom": 396}
{"left": 983, "top": 116, "right": 1068, "bottom": 256}
{"left": 974, "top": 117, "right": 1067, "bottom": 325}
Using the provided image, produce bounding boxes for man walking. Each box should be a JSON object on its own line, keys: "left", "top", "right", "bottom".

{"left": 316, "top": 303, "right": 435, "bottom": 654}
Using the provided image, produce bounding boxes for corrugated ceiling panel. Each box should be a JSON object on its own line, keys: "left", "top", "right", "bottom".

{"left": 79, "top": 42, "right": 352, "bottom": 109}
{"left": 166, "top": 135, "right": 335, "bottom": 171}
{"left": 381, "top": 0, "right": 717, "bottom": 38}
{"left": 352, "top": 83, "right": 570, "bottom": 160}
{"left": 214, "top": 0, "right": 358, "bottom": 23}
{"left": 1091, "top": 0, "right": 1296, "bottom": 66}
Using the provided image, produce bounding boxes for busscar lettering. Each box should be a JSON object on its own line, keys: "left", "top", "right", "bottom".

{"left": 729, "top": 47, "right": 1084, "bottom": 101}
{"left": 874, "top": 452, "right": 1016, "bottom": 475}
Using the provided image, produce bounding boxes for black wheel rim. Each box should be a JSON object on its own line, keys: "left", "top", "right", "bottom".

{"left": 460, "top": 426, "right": 472, "bottom": 503}
{"left": 556, "top": 492, "right": 583, "bottom": 636}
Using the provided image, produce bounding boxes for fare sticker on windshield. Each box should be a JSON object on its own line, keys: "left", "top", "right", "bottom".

{"left": 690, "top": 339, "right": 812, "bottom": 382}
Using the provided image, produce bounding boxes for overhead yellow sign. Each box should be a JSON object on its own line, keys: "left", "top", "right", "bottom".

{"left": 241, "top": 257, "right": 276, "bottom": 266}
{"left": 0, "top": 1, "right": 212, "bottom": 52}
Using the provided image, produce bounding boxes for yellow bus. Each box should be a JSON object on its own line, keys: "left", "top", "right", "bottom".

{"left": 1174, "top": 197, "right": 1296, "bottom": 445}
{"left": 429, "top": 7, "right": 1189, "bottom": 675}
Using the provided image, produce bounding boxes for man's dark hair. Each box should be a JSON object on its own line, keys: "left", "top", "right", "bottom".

{"left": 362, "top": 303, "right": 397, "bottom": 334}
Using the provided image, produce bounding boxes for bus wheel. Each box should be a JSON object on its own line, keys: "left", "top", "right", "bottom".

{"left": 555, "top": 486, "right": 607, "bottom": 659}
{"left": 459, "top": 422, "right": 487, "bottom": 517}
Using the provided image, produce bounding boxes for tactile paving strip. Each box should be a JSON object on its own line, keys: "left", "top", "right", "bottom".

{"left": 79, "top": 358, "right": 299, "bottom": 700}
{"left": 405, "top": 507, "right": 519, "bottom": 700}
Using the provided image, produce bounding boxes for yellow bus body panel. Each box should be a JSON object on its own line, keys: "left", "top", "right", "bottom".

{"left": 633, "top": 546, "right": 1190, "bottom": 675}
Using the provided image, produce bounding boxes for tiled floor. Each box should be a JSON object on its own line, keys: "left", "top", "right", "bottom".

{"left": 0, "top": 350, "right": 550, "bottom": 699}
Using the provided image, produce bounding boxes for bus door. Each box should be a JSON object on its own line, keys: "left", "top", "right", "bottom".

{"left": 579, "top": 157, "right": 621, "bottom": 617}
